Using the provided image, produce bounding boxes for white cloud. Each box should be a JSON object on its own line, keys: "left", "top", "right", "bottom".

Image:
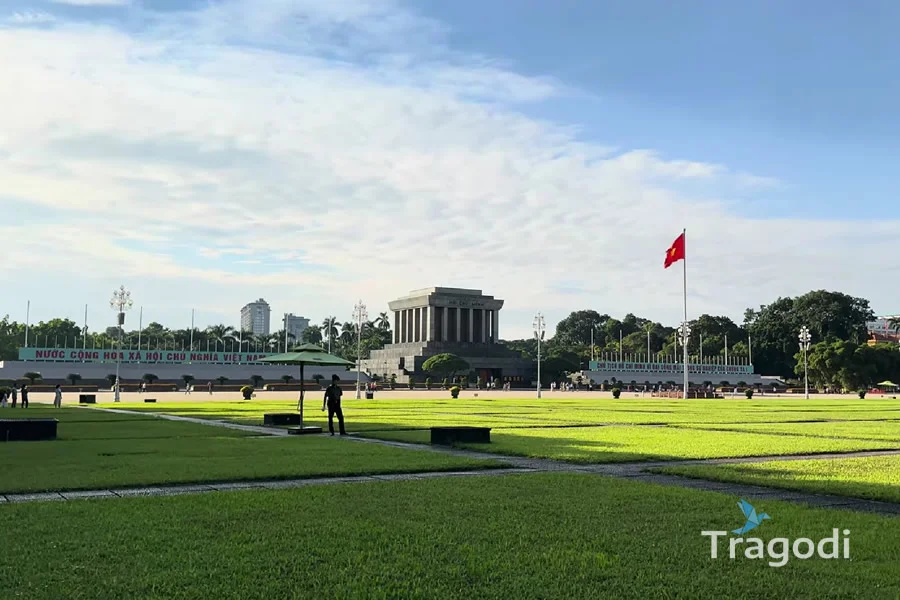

{"left": 50, "top": 0, "right": 130, "bottom": 5}
{"left": 0, "top": 0, "right": 896, "bottom": 339}
{"left": 8, "top": 10, "right": 56, "bottom": 24}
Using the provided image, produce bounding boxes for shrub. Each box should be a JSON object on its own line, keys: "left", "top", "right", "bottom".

{"left": 250, "top": 375, "right": 264, "bottom": 387}
{"left": 281, "top": 375, "right": 294, "bottom": 384}
{"left": 106, "top": 374, "right": 118, "bottom": 387}
{"left": 745, "top": 389, "right": 754, "bottom": 399}
{"left": 450, "top": 385, "right": 461, "bottom": 399}
{"left": 240, "top": 385, "right": 254, "bottom": 400}
{"left": 67, "top": 373, "right": 82, "bottom": 385}
{"left": 859, "top": 390, "right": 867, "bottom": 399}
{"left": 23, "top": 372, "right": 42, "bottom": 384}
{"left": 389, "top": 374, "right": 397, "bottom": 390}
{"left": 476, "top": 376, "right": 484, "bottom": 390}
{"left": 408, "top": 376, "right": 415, "bottom": 390}
{"left": 441, "top": 378, "right": 449, "bottom": 390}
{"left": 612, "top": 387, "right": 622, "bottom": 399}
{"left": 425, "top": 377, "right": 432, "bottom": 390}
{"left": 216, "top": 376, "right": 228, "bottom": 385}
{"left": 461, "top": 376, "right": 469, "bottom": 388}
{"left": 312, "top": 374, "right": 324, "bottom": 387}
{"left": 143, "top": 373, "right": 159, "bottom": 384}
{"left": 182, "top": 374, "right": 195, "bottom": 385}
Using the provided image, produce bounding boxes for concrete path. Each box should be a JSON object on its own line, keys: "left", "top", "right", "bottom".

{"left": 6, "top": 405, "right": 883, "bottom": 516}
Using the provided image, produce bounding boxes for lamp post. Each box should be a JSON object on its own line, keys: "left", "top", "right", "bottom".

{"left": 109, "top": 286, "right": 133, "bottom": 403}
{"left": 590, "top": 324, "right": 595, "bottom": 363}
{"left": 353, "top": 300, "right": 368, "bottom": 399}
{"left": 533, "top": 312, "right": 546, "bottom": 398}
{"left": 680, "top": 321, "right": 692, "bottom": 399}
{"left": 799, "top": 326, "right": 811, "bottom": 400}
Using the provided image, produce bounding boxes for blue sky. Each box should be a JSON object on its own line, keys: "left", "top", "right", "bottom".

{"left": 1, "top": 0, "right": 898, "bottom": 338}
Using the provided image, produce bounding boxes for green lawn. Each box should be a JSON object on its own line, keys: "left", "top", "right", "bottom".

{"left": 655, "top": 455, "right": 900, "bottom": 504}
{"left": 125, "top": 398, "right": 900, "bottom": 464}
{"left": 1, "top": 473, "right": 898, "bottom": 599}
{"left": 0, "top": 407, "right": 500, "bottom": 493}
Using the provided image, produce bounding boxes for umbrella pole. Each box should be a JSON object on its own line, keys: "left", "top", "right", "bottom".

{"left": 298, "top": 364, "right": 305, "bottom": 428}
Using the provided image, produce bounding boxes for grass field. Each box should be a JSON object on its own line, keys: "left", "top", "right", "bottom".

{"left": 0, "top": 408, "right": 499, "bottom": 493}
{"left": 2, "top": 473, "right": 899, "bottom": 599}
{"left": 655, "top": 455, "right": 900, "bottom": 504}
{"left": 126, "top": 397, "right": 900, "bottom": 463}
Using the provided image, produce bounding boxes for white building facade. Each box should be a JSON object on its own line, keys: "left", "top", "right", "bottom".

{"left": 240, "top": 299, "right": 271, "bottom": 336}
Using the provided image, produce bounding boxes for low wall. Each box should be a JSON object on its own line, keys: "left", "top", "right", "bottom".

{"left": 0, "top": 361, "right": 369, "bottom": 385}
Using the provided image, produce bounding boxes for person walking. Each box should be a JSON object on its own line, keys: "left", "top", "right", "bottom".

{"left": 0, "top": 388, "right": 7, "bottom": 408}
{"left": 20, "top": 385, "right": 29, "bottom": 409}
{"left": 53, "top": 384, "right": 63, "bottom": 408}
{"left": 207, "top": 381, "right": 213, "bottom": 395}
{"left": 10, "top": 384, "right": 17, "bottom": 408}
{"left": 321, "top": 374, "right": 346, "bottom": 435}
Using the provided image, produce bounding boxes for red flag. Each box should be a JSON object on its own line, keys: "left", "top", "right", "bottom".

{"left": 664, "top": 232, "right": 685, "bottom": 268}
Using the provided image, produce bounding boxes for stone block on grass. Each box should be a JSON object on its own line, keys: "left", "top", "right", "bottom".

{"left": 430, "top": 426, "right": 491, "bottom": 446}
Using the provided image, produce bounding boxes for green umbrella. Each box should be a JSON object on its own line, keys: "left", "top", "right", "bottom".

{"left": 878, "top": 381, "right": 898, "bottom": 388}
{"left": 258, "top": 344, "right": 354, "bottom": 428}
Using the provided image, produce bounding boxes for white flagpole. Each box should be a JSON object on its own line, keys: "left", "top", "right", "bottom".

{"left": 83, "top": 304, "right": 88, "bottom": 351}
{"left": 24, "top": 300, "right": 30, "bottom": 348}
{"left": 699, "top": 333, "right": 703, "bottom": 365}
{"left": 682, "top": 228, "right": 689, "bottom": 399}
{"left": 724, "top": 333, "right": 728, "bottom": 367}
{"left": 748, "top": 335, "right": 753, "bottom": 367}
{"left": 190, "top": 309, "right": 195, "bottom": 353}
{"left": 137, "top": 306, "right": 143, "bottom": 362}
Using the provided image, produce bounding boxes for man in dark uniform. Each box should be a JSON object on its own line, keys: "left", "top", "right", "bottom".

{"left": 322, "top": 374, "right": 346, "bottom": 435}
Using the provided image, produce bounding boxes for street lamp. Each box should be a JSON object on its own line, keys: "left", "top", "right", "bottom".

{"left": 353, "top": 300, "right": 368, "bottom": 399}
{"left": 799, "top": 326, "right": 812, "bottom": 400}
{"left": 680, "top": 321, "right": 692, "bottom": 399}
{"left": 109, "top": 286, "right": 133, "bottom": 403}
{"left": 533, "top": 312, "right": 546, "bottom": 398}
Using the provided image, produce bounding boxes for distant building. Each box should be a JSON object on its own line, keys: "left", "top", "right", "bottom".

{"left": 867, "top": 315, "right": 900, "bottom": 338}
{"left": 284, "top": 313, "right": 310, "bottom": 344}
{"left": 240, "top": 299, "right": 271, "bottom": 336}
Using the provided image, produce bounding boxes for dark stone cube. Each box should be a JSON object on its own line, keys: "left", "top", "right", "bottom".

{"left": 430, "top": 426, "right": 491, "bottom": 445}
{"left": 78, "top": 394, "right": 96, "bottom": 404}
{"left": 264, "top": 413, "right": 303, "bottom": 426}
{"left": 0, "top": 419, "right": 58, "bottom": 442}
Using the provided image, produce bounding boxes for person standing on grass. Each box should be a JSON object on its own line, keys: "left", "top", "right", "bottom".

{"left": 207, "top": 381, "right": 213, "bottom": 395}
{"left": 0, "top": 388, "right": 7, "bottom": 408}
{"left": 11, "top": 384, "right": 17, "bottom": 408}
{"left": 20, "top": 385, "right": 28, "bottom": 408}
{"left": 321, "top": 374, "right": 346, "bottom": 435}
{"left": 54, "top": 384, "right": 62, "bottom": 408}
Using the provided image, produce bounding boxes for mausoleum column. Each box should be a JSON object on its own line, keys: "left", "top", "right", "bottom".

{"left": 456, "top": 308, "right": 462, "bottom": 342}
{"left": 481, "top": 309, "right": 487, "bottom": 343}
{"left": 468, "top": 308, "right": 475, "bottom": 343}
{"left": 491, "top": 310, "right": 499, "bottom": 343}
{"left": 442, "top": 307, "right": 449, "bottom": 342}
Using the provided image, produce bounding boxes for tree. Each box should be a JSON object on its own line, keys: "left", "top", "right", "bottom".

{"left": 553, "top": 310, "right": 609, "bottom": 347}
{"left": 250, "top": 375, "right": 264, "bottom": 387}
{"left": 322, "top": 317, "right": 339, "bottom": 352}
{"left": 281, "top": 375, "right": 294, "bottom": 384}
{"left": 205, "top": 324, "right": 233, "bottom": 351}
{"left": 422, "top": 353, "right": 470, "bottom": 379}
{"left": 182, "top": 375, "right": 195, "bottom": 385}
{"left": 302, "top": 325, "right": 323, "bottom": 345}
{"left": 143, "top": 373, "right": 159, "bottom": 384}
{"left": 375, "top": 312, "right": 391, "bottom": 330}
{"left": 747, "top": 290, "right": 873, "bottom": 378}
{"left": 216, "top": 376, "right": 228, "bottom": 385}
{"left": 23, "top": 372, "right": 42, "bottom": 384}
{"left": 67, "top": 373, "right": 82, "bottom": 385}
{"left": 312, "top": 374, "right": 325, "bottom": 387}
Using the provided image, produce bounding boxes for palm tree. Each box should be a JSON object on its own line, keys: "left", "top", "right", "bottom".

{"left": 890, "top": 317, "right": 900, "bottom": 333}
{"left": 205, "top": 324, "right": 233, "bottom": 352}
{"left": 303, "top": 325, "right": 323, "bottom": 345}
{"left": 322, "top": 317, "right": 339, "bottom": 353}
{"left": 375, "top": 312, "right": 391, "bottom": 331}
{"left": 339, "top": 322, "right": 355, "bottom": 345}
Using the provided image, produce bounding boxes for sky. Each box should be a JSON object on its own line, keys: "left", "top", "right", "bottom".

{"left": 1, "top": 0, "right": 898, "bottom": 340}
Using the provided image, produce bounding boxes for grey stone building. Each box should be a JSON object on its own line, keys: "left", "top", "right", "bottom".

{"left": 361, "top": 287, "right": 533, "bottom": 384}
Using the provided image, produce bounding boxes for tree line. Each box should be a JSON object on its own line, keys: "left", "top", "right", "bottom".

{"left": 0, "top": 313, "right": 395, "bottom": 364}
{"left": 1, "top": 289, "right": 897, "bottom": 388}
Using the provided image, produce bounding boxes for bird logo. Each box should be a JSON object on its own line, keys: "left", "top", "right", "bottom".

{"left": 732, "top": 499, "right": 771, "bottom": 535}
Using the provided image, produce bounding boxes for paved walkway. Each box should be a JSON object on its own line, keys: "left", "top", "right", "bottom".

{"left": 8, "top": 405, "right": 895, "bottom": 516}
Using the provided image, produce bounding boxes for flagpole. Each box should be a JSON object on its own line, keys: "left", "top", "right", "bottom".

{"left": 24, "top": 300, "right": 30, "bottom": 348}
{"left": 190, "top": 309, "right": 195, "bottom": 352}
{"left": 137, "top": 306, "right": 143, "bottom": 362}
{"left": 683, "top": 228, "right": 688, "bottom": 399}
{"left": 748, "top": 335, "right": 753, "bottom": 368}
